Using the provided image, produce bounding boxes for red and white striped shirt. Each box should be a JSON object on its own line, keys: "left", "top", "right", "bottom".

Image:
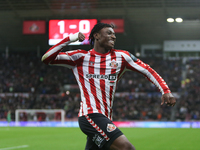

{"left": 42, "top": 36, "right": 171, "bottom": 120}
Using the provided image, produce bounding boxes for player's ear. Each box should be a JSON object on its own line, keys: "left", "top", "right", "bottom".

{"left": 93, "top": 32, "right": 100, "bottom": 40}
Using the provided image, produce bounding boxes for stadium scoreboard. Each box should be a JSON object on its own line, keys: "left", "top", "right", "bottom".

{"left": 49, "top": 19, "right": 97, "bottom": 45}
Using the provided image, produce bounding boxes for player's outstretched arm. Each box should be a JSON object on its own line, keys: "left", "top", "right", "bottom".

{"left": 161, "top": 92, "right": 176, "bottom": 106}
{"left": 41, "top": 32, "right": 85, "bottom": 64}
{"left": 124, "top": 52, "right": 177, "bottom": 107}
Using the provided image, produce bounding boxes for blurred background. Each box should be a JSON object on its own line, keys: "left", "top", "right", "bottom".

{"left": 0, "top": 0, "right": 199, "bottom": 125}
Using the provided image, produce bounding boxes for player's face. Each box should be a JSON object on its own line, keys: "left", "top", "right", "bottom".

{"left": 98, "top": 27, "right": 116, "bottom": 50}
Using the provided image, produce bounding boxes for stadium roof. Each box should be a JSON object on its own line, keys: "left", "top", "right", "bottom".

{"left": 0, "top": 0, "right": 200, "bottom": 51}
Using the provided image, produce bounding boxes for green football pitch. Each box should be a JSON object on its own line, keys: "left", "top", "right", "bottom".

{"left": 0, "top": 127, "right": 199, "bottom": 150}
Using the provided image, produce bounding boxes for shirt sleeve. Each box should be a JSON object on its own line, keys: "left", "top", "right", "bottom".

{"left": 41, "top": 35, "right": 81, "bottom": 68}
{"left": 123, "top": 52, "right": 171, "bottom": 94}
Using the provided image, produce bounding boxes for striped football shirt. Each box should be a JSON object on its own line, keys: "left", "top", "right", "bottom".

{"left": 42, "top": 36, "right": 171, "bottom": 120}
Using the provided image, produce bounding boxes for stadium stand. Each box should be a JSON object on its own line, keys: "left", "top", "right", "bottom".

{"left": 1, "top": 51, "right": 194, "bottom": 122}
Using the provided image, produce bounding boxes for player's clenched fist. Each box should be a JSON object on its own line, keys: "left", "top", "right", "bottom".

{"left": 161, "top": 93, "right": 176, "bottom": 106}
{"left": 78, "top": 32, "right": 85, "bottom": 42}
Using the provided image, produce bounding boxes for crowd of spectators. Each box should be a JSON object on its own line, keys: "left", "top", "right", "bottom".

{"left": 0, "top": 51, "right": 199, "bottom": 122}
{"left": 0, "top": 52, "right": 76, "bottom": 94}
{"left": 116, "top": 57, "right": 182, "bottom": 93}
{"left": 175, "top": 58, "right": 200, "bottom": 121}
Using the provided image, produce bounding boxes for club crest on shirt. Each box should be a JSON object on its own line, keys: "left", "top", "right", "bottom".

{"left": 109, "top": 60, "right": 118, "bottom": 69}
{"left": 107, "top": 123, "right": 117, "bottom": 132}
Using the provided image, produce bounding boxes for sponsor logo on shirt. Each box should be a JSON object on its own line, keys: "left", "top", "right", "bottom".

{"left": 86, "top": 74, "right": 117, "bottom": 81}
{"left": 107, "top": 123, "right": 117, "bottom": 132}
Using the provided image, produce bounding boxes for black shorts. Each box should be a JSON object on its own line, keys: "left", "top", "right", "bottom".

{"left": 78, "top": 113, "right": 123, "bottom": 150}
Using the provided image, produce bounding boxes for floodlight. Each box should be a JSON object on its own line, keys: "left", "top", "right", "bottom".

{"left": 167, "top": 18, "right": 174, "bottom": 23}
{"left": 175, "top": 18, "right": 183, "bottom": 23}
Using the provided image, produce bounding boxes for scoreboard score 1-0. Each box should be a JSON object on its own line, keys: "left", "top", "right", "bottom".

{"left": 49, "top": 19, "right": 97, "bottom": 45}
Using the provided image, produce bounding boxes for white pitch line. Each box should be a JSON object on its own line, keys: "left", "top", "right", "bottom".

{"left": 0, "top": 145, "right": 29, "bottom": 150}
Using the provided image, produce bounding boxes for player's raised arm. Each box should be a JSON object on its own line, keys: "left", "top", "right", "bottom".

{"left": 41, "top": 32, "right": 85, "bottom": 65}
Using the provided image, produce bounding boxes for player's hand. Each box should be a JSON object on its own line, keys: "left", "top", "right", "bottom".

{"left": 161, "top": 93, "right": 176, "bottom": 106}
{"left": 78, "top": 32, "right": 85, "bottom": 42}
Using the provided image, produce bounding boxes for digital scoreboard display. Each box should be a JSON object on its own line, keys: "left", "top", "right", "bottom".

{"left": 49, "top": 19, "right": 97, "bottom": 45}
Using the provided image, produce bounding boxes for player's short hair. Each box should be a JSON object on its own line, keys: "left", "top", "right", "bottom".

{"left": 89, "top": 22, "right": 113, "bottom": 48}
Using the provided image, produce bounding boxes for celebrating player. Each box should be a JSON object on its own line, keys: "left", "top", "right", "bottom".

{"left": 42, "top": 23, "right": 176, "bottom": 150}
